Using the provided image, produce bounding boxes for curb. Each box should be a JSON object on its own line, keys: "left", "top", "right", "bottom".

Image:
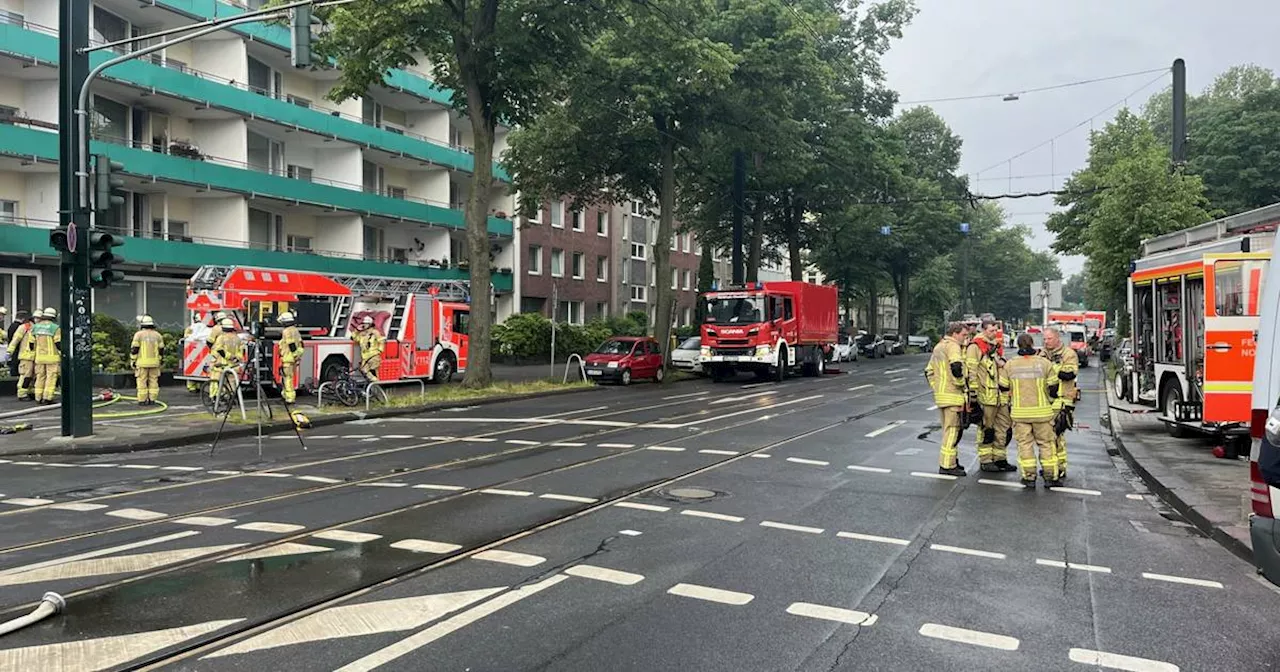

{"left": 1101, "top": 377, "right": 1254, "bottom": 564}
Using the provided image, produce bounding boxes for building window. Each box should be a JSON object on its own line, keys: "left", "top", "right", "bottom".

{"left": 550, "top": 201, "right": 563, "bottom": 228}
{"left": 526, "top": 200, "right": 542, "bottom": 223}
{"left": 630, "top": 285, "right": 647, "bottom": 302}
{"left": 683, "top": 270, "right": 691, "bottom": 290}
{"left": 683, "top": 307, "right": 693, "bottom": 326}
{"left": 0, "top": 200, "right": 17, "bottom": 224}
{"left": 528, "top": 245, "right": 543, "bottom": 274}
{"left": 596, "top": 212, "right": 608, "bottom": 236}
{"left": 683, "top": 234, "right": 691, "bottom": 253}
{"left": 631, "top": 200, "right": 644, "bottom": 215}
{"left": 650, "top": 265, "right": 656, "bottom": 288}
{"left": 596, "top": 256, "right": 608, "bottom": 282}
{"left": 571, "top": 209, "right": 584, "bottom": 231}
{"left": 551, "top": 248, "right": 564, "bottom": 277}
{"left": 91, "top": 95, "right": 129, "bottom": 145}
{"left": 571, "top": 252, "right": 584, "bottom": 279}
{"left": 288, "top": 235, "right": 312, "bottom": 252}
{"left": 596, "top": 302, "right": 609, "bottom": 319}
{"left": 558, "top": 300, "right": 584, "bottom": 325}
{"left": 386, "top": 185, "right": 406, "bottom": 200}
{"left": 671, "top": 268, "right": 678, "bottom": 290}
{"left": 670, "top": 235, "right": 677, "bottom": 251}
{"left": 630, "top": 242, "right": 646, "bottom": 260}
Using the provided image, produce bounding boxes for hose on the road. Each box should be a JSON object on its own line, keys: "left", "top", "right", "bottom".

{"left": 93, "top": 395, "right": 169, "bottom": 419}
{"left": 0, "top": 592, "right": 64, "bottom": 638}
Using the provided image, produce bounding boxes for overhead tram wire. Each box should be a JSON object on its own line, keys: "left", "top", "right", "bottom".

{"left": 897, "top": 67, "right": 1171, "bottom": 106}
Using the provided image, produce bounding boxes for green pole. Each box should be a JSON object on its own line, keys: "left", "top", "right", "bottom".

{"left": 60, "top": 0, "right": 93, "bottom": 437}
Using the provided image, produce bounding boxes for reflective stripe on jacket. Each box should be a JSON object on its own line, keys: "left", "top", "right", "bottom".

{"left": 1039, "top": 345, "right": 1079, "bottom": 407}
{"left": 131, "top": 329, "right": 164, "bottom": 368}
{"left": 1006, "top": 354, "right": 1056, "bottom": 422}
{"left": 280, "top": 326, "right": 303, "bottom": 364}
{"left": 32, "top": 322, "right": 60, "bottom": 365}
{"left": 925, "top": 336, "right": 966, "bottom": 407}
{"left": 8, "top": 322, "right": 32, "bottom": 361}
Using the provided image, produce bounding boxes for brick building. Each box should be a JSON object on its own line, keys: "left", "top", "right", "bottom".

{"left": 518, "top": 198, "right": 617, "bottom": 324}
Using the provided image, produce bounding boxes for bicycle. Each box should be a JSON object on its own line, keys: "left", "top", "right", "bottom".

{"left": 200, "top": 365, "right": 243, "bottom": 416}
{"left": 326, "top": 364, "right": 366, "bottom": 408}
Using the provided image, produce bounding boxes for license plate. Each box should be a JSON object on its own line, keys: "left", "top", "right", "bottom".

{"left": 587, "top": 370, "right": 602, "bottom": 376}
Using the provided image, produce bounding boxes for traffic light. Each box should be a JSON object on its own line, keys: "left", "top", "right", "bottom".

{"left": 93, "top": 154, "right": 125, "bottom": 228}
{"left": 88, "top": 230, "right": 125, "bottom": 289}
{"left": 290, "top": 5, "right": 312, "bottom": 68}
{"left": 49, "top": 227, "right": 70, "bottom": 254}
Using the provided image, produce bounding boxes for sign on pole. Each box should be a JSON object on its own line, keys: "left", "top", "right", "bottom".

{"left": 1029, "top": 280, "right": 1063, "bottom": 310}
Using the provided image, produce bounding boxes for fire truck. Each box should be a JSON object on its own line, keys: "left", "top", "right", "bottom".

{"left": 1047, "top": 310, "right": 1107, "bottom": 340}
{"left": 699, "top": 281, "right": 839, "bottom": 382}
{"left": 1116, "top": 203, "right": 1279, "bottom": 453}
{"left": 178, "top": 265, "right": 472, "bottom": 395}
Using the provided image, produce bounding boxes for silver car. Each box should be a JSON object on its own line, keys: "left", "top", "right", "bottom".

{"left": 670, "top": 336, "right": 702, "bottom": 373}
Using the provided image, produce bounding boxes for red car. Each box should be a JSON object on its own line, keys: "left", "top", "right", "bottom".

{"left": 583, "top": 336, "right": 665, "bottom": 385}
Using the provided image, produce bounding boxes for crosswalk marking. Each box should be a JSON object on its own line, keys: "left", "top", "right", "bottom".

{"left": 390, "top": 539, "right": 462, "bottom": 554}
{"left": 219, "top": 543, "right": 333, "bottom": 563}
{"left": 0, "top": 619, "right": 243, "bottom": 671}
{"left": 473, "top": 550, "right": 546, "bottom": 567}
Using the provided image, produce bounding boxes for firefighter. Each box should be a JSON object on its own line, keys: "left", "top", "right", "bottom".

{"left": 131, "top": 315, "right": 164, "bottom": 406}
{"left": 966, "top": 319, "right": 1016, "bottom": 472}
{"left": 207, "top": 318, "right": 244, "bottom": 401}
{"left": 925, "top": 321, "right": 969, "bottom": 477}
{"left": 8, "top": 310, "right": 34, "bottom": 400}
{"left": 31, "top": 308, "right": 61, "bottom": 405}
{"left": 278, "top": 312, "right": 303, "bottom": 404}
{"left": 183, "top": 314, "right": 202, "bottom": 393}
{"left": 1040, "top": 326, "right": 1080, "bottom": 480}
{"left": 1007, "top": 333, "right": 1061, "bottom": 488}
{"left": 355, "top": 315, "right": 385, "bottom": 381}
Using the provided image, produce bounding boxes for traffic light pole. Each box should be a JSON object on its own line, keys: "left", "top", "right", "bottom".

{"left": 59, "top": 0, "right": 91, "bottom": 437}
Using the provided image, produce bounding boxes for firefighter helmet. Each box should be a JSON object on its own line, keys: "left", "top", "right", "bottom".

{"left": 278, "top": 312, "right": 296, "bottom": 324}
{"left": 220, "top": 318, "right": 236, "bottom": 330}
{"left": 140, "top": 315, "right": 156, "bottom": 327}
{"left": 43, "top": 307, "right": 57, "bottom": 319}
{"left": 361, "top": 315, "right": 374, "bottom": 327}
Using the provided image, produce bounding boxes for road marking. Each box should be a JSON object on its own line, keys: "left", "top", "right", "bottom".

{"left": 333, "top": 576, "right": 567, "bottom": 672}
{"left": 919, "top": 623, "right": 1019, "bottom": 651}
{"left": 979, "top": 478, "right": 1025, "bottom": 489}
{"left": 312, "top": 530, "right": 382, "bottom": 544}
{"left": 931, "top": 544, "right": 1006, "bottom": 560}
{"left": 895, "top": 448, "right": 922, "bottom": 456}
{"left": 927, "top": 405, "right": 939, "bottom": 410}
{"left": 390, "top": 539, "right": 462, "bottom": 554}
{"left": 81, "top": 463, "right": 119, "bottom": 468}
{"left": 106, "top": 508, "right": 168, "bottom": 521}
{"left": 700, "top": 449, "right": 739, "bottom": 456}
{"left": 346, "top": 435, "right": 374, "bottom": 439}
{"left": 645, "top": 445, "right": 685, "bottom": 452}
{"left": 505, "top": 439, "right": 541, "bottom": 446}
{"left": 297, "top": 475, "right": 342, "bottom": 484}
{"left": 552, "top": 442, "right": 587, "bottom": 447}
{"left": 473, "top": 549, "right": 545, "bottom": 567}
{"left": 236, "top": 521, "right": 305, "bottom": 534}
{"left": 848, "top": 384, "right": 874, "bottom": 392}
{"left": 0, "top": 531, "right": 200, "bottom": 577}
{"left": 752, "top": 454, "right": 772, "bottom": 458}
{"left": 40, "top": 462, "right": 71, "bottom": 467}
{"left": 467, "top": 437, "right": 498, "bottom": 442}
{"left": 660, "top": 395, "right": 824, "bottom": 429}
{"left": 711, "top": 391, "right": 776, "bottom": 405}
{"left": 1126, "top": 494, "right": 1146, "bottom": 501}
{"left": 838, "top": 531, "right": 911, "bottom": 546}
{"left": 540, "top": 493, "right": 598, "bottom": 504}
{"left": 848, "top": 465, "right": 892, "bottom": 474}
{"left": 247, "top": 472, "right": 294, "bottom": 478}
{"left": 1036, "top": 559, "right": 1112, "bottom": 573}
{"left": 664, "top": 391, "right": 710, "bottom": 400}
{"left": 428, "top": 436, "right": 457, "bottom": 441}
{"left": 889, "top": 377, "right": 905, "bottom": 383}
{"left": 883, "top": 368, "right": 909, "bottom": 375}
{"left": 614, "top": 502, "right": 670, "bottom": 512}
{"left": 1068, "top": 648, "right": 1180, "bottom": 671}
{"left": 220, "top": 543, "right": 333, "bottom": 562}
{"left": 599, "top": 443, "right": 635, "bottom": 448}
{"left": 1141, "top": 572, "right": 1223, "bottom": 589}
{"left": 119, "top": 464, "right": 160, "bottom": 470}
{"left": 0, "top": 619, "right": 244, "bottom": 670}
{"left": 384, "top": 434, "right": 414, "bottom": 439}
{"left": 619, "top": 530, "right": 642, "bottom": 536}
{"left": 175, "top": 516, "right": 237, "bottom": 527}
{"left": 161, "top": 466, "right": 203, "bottom": 472}
{"left": 208, "top": 470, "right": 242, "bottom": 475}
{"left": 668, "top": 583, "right": 754, "bottom": 605}
{"left": 865, "top": 420, "right": 907, "bottom": 438}
{"left": 760, "top": 521, "right": 824, "bottom": 534}
{"left": 786, "top": 457, "right": 830, "bottom": 466}
{"left": 10, "top": 461, "right": 41, "bottom": 466}
{"left": 413, "top": 484, "right": 467, "bottom": 492}
{"left": 358, "top": 482, "right": 408, "bottom": 488}
{"left": 681, "top": 510, "right": 745, "bottom": 523}
{"left": 1051, "top": 486, "right": 1102, "bottom": 497}
{"left": 3, "top": 498, "right": 54, "bottom": 507}
{"left": 481, "top": 488, "right": 533, "bottom": 497}
{"left": 786, "top": 602, "right": 872, "bottom": 625}
{"left": 0, "top": 543, "right": 245, "bottom": 586}
{"left": 911, "top": 471, "right": 958, "bottom": 481}
{"left": 308, "top": 435, "right": 338, "bottom": 440}
{"left": 565, "top": 564, "right": 645, "bottom": 585}
{"left": 47, "top": 502, "right": 110, "bottom": 512}
{"left": 204, "top": 588, "right": 503, "bottom": 659}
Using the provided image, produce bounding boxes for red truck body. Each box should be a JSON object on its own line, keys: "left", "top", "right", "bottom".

{"left": 698, "top": 281, "right": 839, "bottom": 381}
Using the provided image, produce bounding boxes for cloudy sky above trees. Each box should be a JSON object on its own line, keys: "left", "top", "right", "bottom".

{"left": 882, "top": 0, "right": 1280, "bottom": 276}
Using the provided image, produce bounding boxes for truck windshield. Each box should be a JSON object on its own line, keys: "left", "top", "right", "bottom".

{"left": 704, "top": 297, "right": 764, "bottom": 323}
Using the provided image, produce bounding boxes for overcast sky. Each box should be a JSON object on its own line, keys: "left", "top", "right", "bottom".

{"left": 880, "top": 0, "right": 1280, "bottom": 277}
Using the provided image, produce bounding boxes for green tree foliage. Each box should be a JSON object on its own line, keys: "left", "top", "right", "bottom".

{"left": 952, "top": 202, "right": 1060, "bottom": 323}
{"left": 1061, "top": 272, "right": 1086, "bottom": 308}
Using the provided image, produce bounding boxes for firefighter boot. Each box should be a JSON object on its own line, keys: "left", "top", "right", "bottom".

{"left": 980, "top": 463, "right": 1003, "bottom": 473}
{"left": 938, "top": 465, "right": 968, "bottom": 477}
{"left": 993, "top": 460, "right": 1018, "bottom": 472}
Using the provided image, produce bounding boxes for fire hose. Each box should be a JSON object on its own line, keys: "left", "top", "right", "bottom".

{"left": 0, "top": 592, "right": 64, "bottom": 638}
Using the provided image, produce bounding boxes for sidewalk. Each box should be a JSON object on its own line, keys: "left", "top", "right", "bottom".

{"left": 1104, "top": 378, "right": 1253, "bottom": 561}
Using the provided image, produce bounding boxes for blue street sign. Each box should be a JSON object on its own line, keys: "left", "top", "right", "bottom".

{"left": 959, "top": 222, "right": 970, "bottom": 234}
{"left": 880, "top": 226, "right": 891, "bottom": 235}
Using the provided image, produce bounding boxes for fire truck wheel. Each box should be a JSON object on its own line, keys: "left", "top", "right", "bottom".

{"left": 1113, "top": 370, "right": 1131, "bottom": 402}
{"left": 774, "top": 348, "right": 788, "bottom": 383}
{"left": 1161, "top": 381, "right": 1191, "bottom": 438}
{"left": 433, "top": 353, "right": 457, "bottom": 384}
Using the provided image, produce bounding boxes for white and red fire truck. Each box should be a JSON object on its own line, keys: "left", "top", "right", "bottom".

{"left": 1116, "top": 203, "right": 1279, "bottom": 455}
{"left": 178, "top": 265, "right": 472, "bottom": 395}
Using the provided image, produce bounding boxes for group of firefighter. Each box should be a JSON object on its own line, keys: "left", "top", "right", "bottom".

{"left": 6, "top": 307, "right": 62, "bottom": 404}
{"left": 925, "top": 318, "right": 1080, "bottom": 488}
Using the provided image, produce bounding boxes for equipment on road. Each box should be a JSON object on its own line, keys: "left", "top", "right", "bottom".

{"left": 0, "top": 592, "right": 64, "bottom": 637}
{"left": 699, "top": 281, "right": 839, "bottom": 382}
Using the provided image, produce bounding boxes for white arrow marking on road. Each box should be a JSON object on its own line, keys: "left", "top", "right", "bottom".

{"left": 0, "top": 619, "right": 243, "bottom": 671}
{"left": 865, "top": 421, "right": 906, "bottom": 438}
{"left": 919, "top": 623, "right": 1019, "bottom": 651}
{"left": 220, "top": 543, "right": 333, "bottom": 562}
{"left": 848, "top": 384, "right": 874, "bottom": 392}
{"left": 202, "top": 588, "right": 504, "bottom": 659}
{"left": 0, "top": 544, "right": 245, "bottom": 586}
{"left": 1068, "top": 648, "right": 1180, "bottom": 671}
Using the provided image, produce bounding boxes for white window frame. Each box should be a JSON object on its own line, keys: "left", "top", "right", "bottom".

{"left": 526, "top": 199, "right": 542, "bottom": 224}
{"left": 630, "top": 284, "right": 647, "bottom": 303}
{"left": 596, "top": 302, "right": 609, "bottom": 319}
{"left": 682, "top": 269, "right": 691, "bottom": 290}
{"left": 596, "top": 211, "right": 608, "bottom": 237}
{"left": 630, "top": 242, "right": 646, "bottom": 260}
{"left": 671, "top": 268, "right": 678, "bottom": 290}
{"left": 0, "top": 200, "right": 18, "bottom": 224}
{"left": 571, "top": 251, "right": 584, "bottom": 280}
{"left": 551, "top": 248, "right": 564, "bottom": 277}
{"left": 682, "top": 234, "right": 691, "bottom": 253}
{"left": 0, "top": 267, "right": 43, "bottom": 315}
{"left": 528, "top": 244, "right": 543, "bottom": 275}
{"left": 596, "top": 255, "right": 608, "bottom": 282}
{"left": 550, "top": 201, "right": 563, "bottom": 228}
{"left": 670, "top": 235, "right": 677, "bottom": 251}
{"left": 571, "top": 209, "right": 584, "bottom": 232}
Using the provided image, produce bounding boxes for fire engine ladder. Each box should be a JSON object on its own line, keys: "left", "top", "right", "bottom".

{"left": 331, "top": 275, "right": 471, "bottom": 303}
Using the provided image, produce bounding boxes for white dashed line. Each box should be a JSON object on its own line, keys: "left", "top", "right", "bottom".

{"left": 760, "top": 521, "right": 824, "bottom": 534}
{"left": 384, "top": 435, "right": 414, "bottom": 439}
{"left": 663, "top": 391, "right": 710, "bottom": 400}
{"left": 1051, "top": 486, "right": 1102, "bottom": 497}
{"left": 786, "top": 602, "right": 872, "bottom": 625}
{"left": 428, "top": 436, "right": 457, "bottom": 441}
{"left": 176, "top": 516, "right": 237, "bottom": 527}
{"left": 919, "top": 623, "right": 1019, "bottom": 651}
{"left": 3, "top": 498, "right": 54, "bottom": 507}
{"left": 10, "top": 461, "right": 40, "bottom": 466}
{"left": 883, "top": 368, "right": 908, "bottom": 375}
{"left": 645, "top": 446, "right": 685, "bottom": 452}
{"left": 345, "top": 435, "right": 373, "bottom": 439}
{"left": 1036, "top": 559, "right": 1112, "bottom": 574}
{"left": 911, "top": 472, "right": 958, "bottom": 481}
{"left": 505, "top": 439, "right": 541, "bottom": 446}
{"left": 927, "top": 405, "right": 939, "bottom": 410}
{"left": 668, "top": 583, "right": 754, "bottom": 605}
{"left": 786, "top": 457, "right": 830, "bottom": 466}
{"left": 540, "top": 493, "right": 598, "bottom": 504}
{"left": 473, "top": 549, "right": 545, "bottom": 567}
{"left": 1126, "top": 494, "right": 1145, "bottom": 501}
{"left": 297, "top": 476, "right": 342, "bottom": 484}
{"left": 80, "top": 463, "right": 118, "bottom": 468}
{"left": 699, "top": 449, "right": 739, "bottom": 456}
{"left": 119, "top": 464, "right": 160, "bottom": 470}
{"left": 308, "top": 435, "right": 337, "bottom": 440}
{"left": 208, "top": 470, "right": 243, "bottom": 476}
{"left": 619, "top": 530, "right": 642, "bottom": 536}
{"left": 565, "top": 564, "right": 645, "bottom": 585}
{"left": 848, "top": 384, "right": 873, "bottom": 392}
{"left": 552, "top": 442, "right": 587, "bottom": 447}
{"left": 599, "top": 443, "right": 635, "bottom": 449}
{"left": 390, "top": 539, "right": 461, "bottom": 554}
{"left": 42, "top": 463, "right": 75, "bottom": 467}
{"left": 838, "top": 531, "right": 911, "bottom": 546}
{"left": 614, "top": 502, "right": 670, "bottom": 512}
{"left": 312, "top": 530, "right": 382, "bottom": 544}
{"left": 236, "top": 522, "right": 305, "bottom": 534}
{"left": 1141, "top": 572, "right": 1223, "bottom": 589}
{"left": 931, "top": 544, "right": 1006, "bottom": 560}
{"left": 412, "top": 484, "right": 467, "bottom": 492}
{"left": 979, "top": 478, "right": 1025, "bottom": 489}
{"left": 480, "top": 489, "right": 533, "bottom": 497}
{"left": 847, "top": 465, "right": 892, "bottom": 474}
{"left": 889, "top": 377, "right": 905, "bottom": 383}
{"left": 106, "top": 508, "right": 167, "bottom": 521}
{"left": 161, "top": 466, "right": 203, "bottom": 472}
{"left": 247, "top": 472, "right": 293, "bottom": 479}
{"left": 358, "top": 482, "right": 408, "bottom": 488}
{"left": 865, "top": 421, "right": 906, "bottom": 438}
{"left": 751, "top": 454, "right": 771, "bottom": 459}
{"left": 46, "top": 502, "right": 109, "bottom": 512}
{"left": 1068, "top": 648, "right": 1179, "bottom": 671}
{"left": 466, "top": 437, "right": 497, "bottom": 442}
{"left": 681, "top": 510, "right": 745, "bottom": 523}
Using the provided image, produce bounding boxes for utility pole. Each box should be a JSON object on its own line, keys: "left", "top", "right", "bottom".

{"left": 58, "top": 0, "right": 91, "bottom": 437}
{"left": 1171, "top": 58, "right": 1187, "bottom": 167}
{"left": 959, "top": 222, "right": 970, "bottom": 316}
{"left": 731, "top": 150, "right": 745, "bottom": 285}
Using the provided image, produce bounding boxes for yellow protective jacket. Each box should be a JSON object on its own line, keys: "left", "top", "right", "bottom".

{"left": 1005, "top": 354, "right": 1056, "bottom": 422}
{"left": 8, "top": 322, "right": 33, "bottom": 361}
{"left": 31, "top": 321, "right": 60, "bottom": 365}
{"left": 357, "top": 327, "right": 385, "bottom": 362}
{"left": 1039, "top": 344, "right": 1080, "bottom": 409}
{"left": 280, "top": 326, "right": 303, "bottom": 365}
{"left": 131, "top": 329, "right": 165, "bottom": 368}
{"left": 209, "top": 331, "right": 244, "bottom": 367}
{"left": 925, "top": 335, "right": 967, "bottom": 407}
{"left": 965, "top": 335, "right": 1002, "bottom": 406}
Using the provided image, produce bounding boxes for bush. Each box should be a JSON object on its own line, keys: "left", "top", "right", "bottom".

{"left": 92, "top": 331, "right": 129, "bottom": 372}
{"left": 93, "top": 313, "right": 131, "bottom": 356}
{"left": 492, "top": 313, "right": 631, "bottom": 363}
{"left": 161, "top": 331, "right": 181, "bottom": 371}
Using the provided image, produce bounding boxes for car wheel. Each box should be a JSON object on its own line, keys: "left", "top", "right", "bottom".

{"left": 655, "top": 366, "right": 665, "bottom": 383}
{"left": 621, "top": 369, "right": 632, "bottom": 386}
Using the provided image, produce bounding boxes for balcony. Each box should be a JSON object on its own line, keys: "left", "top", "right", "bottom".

{"left": 0, "top": 123, "right": 514, "bottom": 236}
{"left": 0, "top": 19, "right": 510, "bottom": 182}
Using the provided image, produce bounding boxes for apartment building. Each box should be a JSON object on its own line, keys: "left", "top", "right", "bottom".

{"left": 617, "top": 200, "right": 701, "bottom": 328}
{"left": 518, "top": 198, "right": 618, "bottom": 324}
{"left": 0, "top": 0, "right": 517, "bottom": 330}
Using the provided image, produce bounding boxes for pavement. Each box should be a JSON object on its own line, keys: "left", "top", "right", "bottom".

{"left": 0, "top": 358, "right": 1277, "bottom": 671}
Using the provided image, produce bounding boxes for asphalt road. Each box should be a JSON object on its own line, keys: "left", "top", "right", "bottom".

{"left": 0, "top": 356, "right": 1277, "bottom": 671}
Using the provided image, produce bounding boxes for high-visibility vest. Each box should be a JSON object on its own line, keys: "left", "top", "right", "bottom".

{"left": 131, "top": 329, "right": 164, "bottom": 368}
{"left": 925, "top": 336, "right": 966, "bottom": 407}
{"left": 357, "top": 328, "right": 385, "bottom": 361}
{"left": 280, "top": 326, "right": 303, "bottom": 364}
{"left": 210, "top": 331, "right": 244, "bottom": 367}
{"left": 1039, "top": 345, "right": 1079, "bottom": 406}
{"left": 32, "top": 322, "right": 60, "bottom": 365}
{"left": 8, "top": 322, "right": 32, "bottom": 361}
{"left": 965, "top": 335, "right": 1001, "bottom": 406}
{"left": 1006, "top": 354, "right": 1056, "bottom": 422}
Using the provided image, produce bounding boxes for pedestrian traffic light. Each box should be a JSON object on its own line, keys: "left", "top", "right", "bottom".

{"left": 48, "top": 227, "right": 70, "bottom": 254}
{"left": 290, "top": 5, "right": 312, "bottom": 68}
{"left": 88, "top": 230, "right": 125, "bottom": 289}
{"left": 93, "top": 154, "right": 125, "bottom": 228}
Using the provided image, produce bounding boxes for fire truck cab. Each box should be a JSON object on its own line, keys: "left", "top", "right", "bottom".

{"left": 1119, "top": 203, "right": 1279, "bottom": 454}
{"left": 179, "top": 265, "right": 472, "bottom": 395}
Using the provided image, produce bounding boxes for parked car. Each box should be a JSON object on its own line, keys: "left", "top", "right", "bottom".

{"left": 883, "top": 334, "right": 906, "bottom": 355}
{"left": 907, "top": 335, "right": 931, "bottom": 351}
{"left": 857, "top": 332, "right": 887, "bottom": 358}
{"left": 584, "top": 336, "right": 665, "bottom": 385}
{"left": 834, "top": 333, "right": 859, "bottom": 362}
{"left": 670, "top": 336, "right": 703, "bottom": 373}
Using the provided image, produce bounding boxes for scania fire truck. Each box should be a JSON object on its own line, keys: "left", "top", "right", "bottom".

{"left": 1117, "top": 203, "right": 1279, "bottom": 455}
{"left": 179, "top": 265, "right": 472, "bottom": 396}
{"left": 699, "top": 281, "right": 839, "bottom": 382}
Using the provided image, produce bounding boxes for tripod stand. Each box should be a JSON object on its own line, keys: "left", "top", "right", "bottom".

{"left": 208, "top": 332, "right": 309, "bottom": 458}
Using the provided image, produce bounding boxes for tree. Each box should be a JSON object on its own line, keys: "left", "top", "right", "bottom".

{"left": 1061, "top": 273, "right": 1085, "bottom": 308}
{"left": 311, "top": 0, "right": 598, "bottom": 387}
{"left": 952, "top": 202, "right": 1060, "bottom": 323}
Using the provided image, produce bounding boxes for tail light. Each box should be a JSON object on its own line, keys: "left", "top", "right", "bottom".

{"left": 1251, "top": 460, "right": 1273, "bottom": 517}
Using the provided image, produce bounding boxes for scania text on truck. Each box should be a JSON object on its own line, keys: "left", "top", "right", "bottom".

{"left": 1117, "top": 203, "right": 1278, "bottom": 456}
{"left": 699, "top": 281, "right": 839, "bottom": 382}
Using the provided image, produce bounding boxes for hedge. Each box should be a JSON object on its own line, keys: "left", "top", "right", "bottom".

{"left": 493, "top": 311, "right": 692, "bottom": 362}
{"left": 91, "top": 314, "right": 181, "bottom": 373}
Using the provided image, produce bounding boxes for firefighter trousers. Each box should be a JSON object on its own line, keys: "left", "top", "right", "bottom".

{"left": 134, "top": 367, "right": 159, "bottom": 402}
{"left": 1055, "top": 407, "right": 1072, "bottom": 476}
{"left": 938, "top": 406, "right": 963, "bottom": 469}
{"left": 977, "top": 403, "right": 1012, "bottom": 464}
{"left": 1014, "top": 421, "right": 1058, "bottom": 481}
{"left": 360, "top": 356, "right": 381, "bottom": 381}
{"left": 15, "top": 360, "right": 33, "bottom": 399}
{"left": 281, "top": 362, "right": 299, "bottom": 404}
{"left": 34, "top": 363, "right": 58, "bottom": 402}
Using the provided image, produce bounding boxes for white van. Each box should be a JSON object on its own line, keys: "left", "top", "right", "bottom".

{"left": 1247, "top": 227, "right": 1280, "bottom": 585}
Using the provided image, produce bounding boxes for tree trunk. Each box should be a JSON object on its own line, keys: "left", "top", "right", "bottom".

{"left": 896, "top": 271, "right": 911, "bottom": 336}
{"left": 460, "top": 76, "right": 496, "bottom": 389}
{"left": 787, "top": 203, "right": 803, "bottom": 281}
{"left": 746, "top": 197, "right": 764, "bottom": 283}
{"left": 652, "top": 116, "right": 676, "bottom": 380}
{"left": 865, "top": 277, "right": 878, "bottom": 335}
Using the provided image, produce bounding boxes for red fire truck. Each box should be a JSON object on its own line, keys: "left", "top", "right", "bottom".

{"left": 178, "top": 265, "right": 472, "bottom": 395}
{"left": 699, "top": 281, "right": 839, "bottom": 382}
{"left": 1116, "top": 203, "right": 1279, "bottom": 454}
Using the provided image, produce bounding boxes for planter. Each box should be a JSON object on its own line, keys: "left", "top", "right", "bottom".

{"left": 93, "top": 372, "right": 135, "bottom": 389}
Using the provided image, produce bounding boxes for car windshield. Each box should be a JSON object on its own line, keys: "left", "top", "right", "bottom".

{"left": 704, "top": 296, "right": 764, "bottom": 323}
{"left": 595, "top": 339, "right": 634, "bottom": 355}
{"left": 884, "top": 334, "right": 899, "bottom": 342}
{"left": 1068, "top": 330, "right": 1086, "bottom": 343}
{"left": 678, "top": 337, "right": 701, "bottom": 350}
{"left": 856, "top": 334, "right": 875, "bottom": 345}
